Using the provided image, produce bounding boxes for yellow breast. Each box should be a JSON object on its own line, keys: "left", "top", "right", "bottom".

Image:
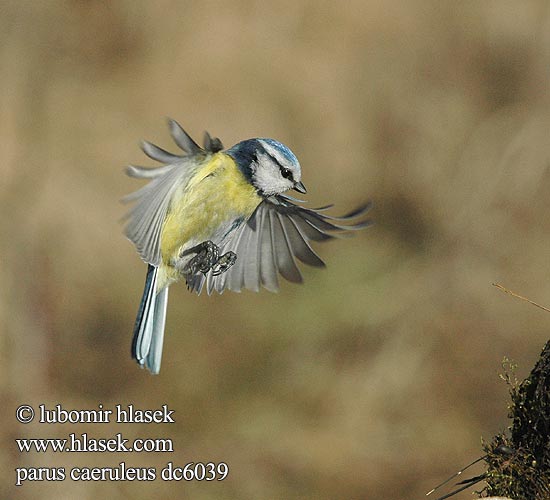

{"left": 159, "top": 153, "right": 261, "bottom": 277}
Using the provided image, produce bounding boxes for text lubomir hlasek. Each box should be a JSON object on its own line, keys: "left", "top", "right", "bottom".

{"left": 38, "top": 404, "right": 175, "bottom": 424}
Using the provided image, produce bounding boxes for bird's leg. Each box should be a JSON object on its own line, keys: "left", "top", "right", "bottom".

{"left": 179, "top": 241, "right": 237, "bottom": 277}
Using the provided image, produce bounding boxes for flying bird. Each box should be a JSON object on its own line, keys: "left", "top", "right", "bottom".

{"left": 123, "top": 119, "right": 371, "bottom": 374}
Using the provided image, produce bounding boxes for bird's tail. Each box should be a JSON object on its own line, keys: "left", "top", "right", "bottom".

{"left": 131, "top": 264, "right": 169, "bottom": 374}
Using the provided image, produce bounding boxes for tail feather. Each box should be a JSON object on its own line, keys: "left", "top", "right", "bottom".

{"left": 144, "top": 287, "right": 168, "bottom": 374}
{"left": 131, "top": 265, "right": 169, "bottom": 374}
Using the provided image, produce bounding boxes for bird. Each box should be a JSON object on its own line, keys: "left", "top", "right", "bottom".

{"left": 122, "top": 119, "right": 372, "bottom": 374}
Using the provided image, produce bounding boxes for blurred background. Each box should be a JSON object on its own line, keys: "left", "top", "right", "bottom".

{"left": 2, "top": 1, "right": 550, "bottom": 498}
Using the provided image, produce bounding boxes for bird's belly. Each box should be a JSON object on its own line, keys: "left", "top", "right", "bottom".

{"left": 159, "top": 160, "right": 260, "bottom": 279}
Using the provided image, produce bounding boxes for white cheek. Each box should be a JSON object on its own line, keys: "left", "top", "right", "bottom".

{"left": 253, "top": 162, "right": 293, "bottom": 195}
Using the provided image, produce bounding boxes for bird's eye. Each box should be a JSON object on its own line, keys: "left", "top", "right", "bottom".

{"left": 281, "top": 168, "right": 293, "bottom": 180}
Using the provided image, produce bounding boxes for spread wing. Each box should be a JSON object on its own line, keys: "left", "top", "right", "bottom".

{"left": 122, "top": 119, "right": 223, "bottom": 266}
{"left": 191, "top": 195, "right": 373, "bottom": 295}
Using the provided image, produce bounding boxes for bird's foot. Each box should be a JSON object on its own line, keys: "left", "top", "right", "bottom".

{"left": 181, "top": 241, "right": 219, "bottom": 275}
{"left": 180, "top": 242, "right": 236, "bottom": 277}
{"left": 211, "top": 251, "right": 237, "bottom": 276}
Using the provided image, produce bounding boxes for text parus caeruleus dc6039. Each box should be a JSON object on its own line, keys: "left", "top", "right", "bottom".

{"left": 123, "top": 119, "right": 372, "bottom": 374}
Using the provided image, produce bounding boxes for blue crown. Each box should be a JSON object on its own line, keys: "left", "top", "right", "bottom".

{"left": 259, "top": 138, "right": 299, "bottom": 167}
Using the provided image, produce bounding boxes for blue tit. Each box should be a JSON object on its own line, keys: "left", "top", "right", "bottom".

{"left": 123, "top": 119, "right": 371, "bottom": 374}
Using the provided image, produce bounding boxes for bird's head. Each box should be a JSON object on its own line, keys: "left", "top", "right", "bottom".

{"left": 227, "top": 138, "right": 306, "bottom": 197}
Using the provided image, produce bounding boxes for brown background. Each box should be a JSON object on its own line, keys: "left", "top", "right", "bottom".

{"left": 2, "top": 1, "right": 550, "bottom": 499}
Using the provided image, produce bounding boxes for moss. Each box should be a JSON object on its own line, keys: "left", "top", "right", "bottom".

{"left": 481, "top": 341, "right": 550, "bottom": 499}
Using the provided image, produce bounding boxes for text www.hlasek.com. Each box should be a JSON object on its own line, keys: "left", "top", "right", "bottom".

{"left": 16, "top": 433, "right": 173, "bottom": 453}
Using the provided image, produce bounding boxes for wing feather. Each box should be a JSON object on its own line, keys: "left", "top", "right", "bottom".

{"left": 271, "top": 211, "right": 302, "bottom": 284}
{"left": 123, "top": 119, "right": 208, "bottom": 266}
{"left": 197, "top": 195, "right": 371, "bottom": 294}
{"left": 140, "top": 140, "right": 183, "bottom": 164}
{"left": 123, "top": 163, "right": 196, "bottom": 265}
{"left": 168, "top": 118, "right": 202, "bottom": 154}
{"left": 126, "top": 164, "right": 175, "bottom": 179}
{"left": 259, "top": 208, "right": 279, "bottom": 292}
{"left": 283, "top": 215, "right": 326, "bottom": 267}
{"left": 242, "top": 209, "right": 263, "bottom": 292}
{"left": 227, "top": 220, "right": 254, "bottom": 292}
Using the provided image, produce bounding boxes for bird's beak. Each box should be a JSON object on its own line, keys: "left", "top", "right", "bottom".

{"left": 293, "top": 181, "right": 307, "bottom": 194}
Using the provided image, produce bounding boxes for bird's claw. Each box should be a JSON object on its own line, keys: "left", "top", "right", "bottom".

{"left": 181, "top": 241, "right": 236, "bottom": 277}
{"left": 211, "top": 251, "right": 237, "bottom": 276}
{"left": 181, "top": 240, "right": 218, "bottom": 275}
